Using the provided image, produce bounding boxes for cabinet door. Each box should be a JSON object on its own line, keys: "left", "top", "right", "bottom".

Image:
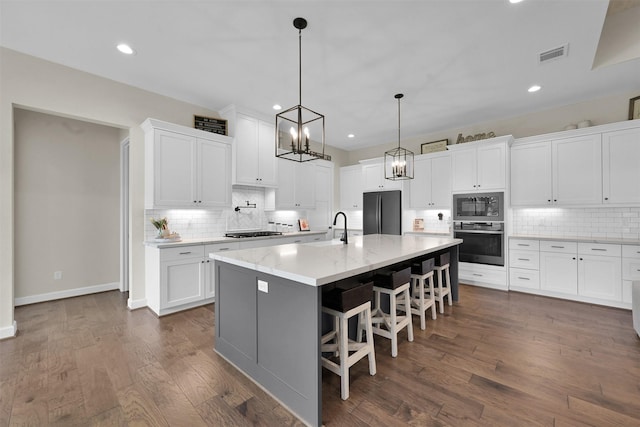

{"left": 161, "top": 258, "right": 204, "bottom": 309}
{"left": 476, "top": 144, "right": 505, "bottom": 190}
{"left": 430, "top": 154, "right": 452, "bottom": 208}
{"left": 552, "top": 134, "right": 602, "bottom": 205}
{"left": 295, "top": 162, "right": 316, "bottom": 208}
{"left": 409, "top": 157, "right": 430, "bottom": 208}
{"left": 205, "top": 242, "right": 241, "bottom": 298}
{"left": 511, "top": 143, "right": 552, "bottom": 206}
{"left": 602, "top": 128, "right": 640, "bottom": 204}
{"left": 234, "top": 114, "right": 260, "bottom": 185}
{"left": 198, "top": 139, "right": 231, "bottom": 207}
{"left": 451, "top": 149, "right": 477, "bottom": 192}
{"left": 362, "top": 163, "right": 383, "bottom": 191}
{"left": 309, "top": 162, "right": 332, "bottom": 229}
{"left": 578, "top": 255, "right": 622, "bottom": 302}
{"left": 154, "top": 130, "right": 196, "bottom": 207}
{"left": 540, "top": 252, "right": 578, "bottom": 295}
{"left": 340, "top": 166, "right": 363, "bottom": 209}
{"left": 276, "top": 159, "right": 296, "bottom": 208}
{"left": 258, "top": 120, "right": 278, "bottom": 186}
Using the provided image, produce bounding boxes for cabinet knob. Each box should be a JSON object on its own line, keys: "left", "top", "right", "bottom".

{"left": 198, "top": 201, "right": 202, "bottom": 203}
{"left": 547, "top": 199, "right": 551, "bottom": 203}
{"left": 572, "top": 257, "right": 576, "bottom": 260}
{"left": 604, "top": 197, "right": 609, "bottom": 201}
{"left": 579, "top": 257, "right": 583, "bottom": 261}
{"left": 554, "top": 199, "right": 557, "bottom": 202}
{"left": 193, "top": 200, "right": 197, "bottom": 203}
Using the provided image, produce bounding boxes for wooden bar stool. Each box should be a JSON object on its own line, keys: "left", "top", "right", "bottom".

{"left": 433, "top": 252, "right": 452, "bottom": 313}
{"left": 398, "top": 258, "right": 436, "bottom": 330}
{"left": 321, "top": 280, "right": 376, "bottom": 400}
{"left": 366, "top": 267, "right": 413, "bottom": 358}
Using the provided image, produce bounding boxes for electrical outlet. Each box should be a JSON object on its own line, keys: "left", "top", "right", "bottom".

{"left": 54, "top": 271, "right": 63, "bottom": 280}
{"left": 258, "top": 280, "right": 268, "bottom": 293}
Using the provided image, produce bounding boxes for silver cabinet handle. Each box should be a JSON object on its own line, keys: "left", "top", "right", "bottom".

{"left": 179, "top": 251, "right": 192, "bottom": 255}
{"left": 517, "top": 258, "right": 530, "bottom": 261}
{"left": 473, "top": 273, "right": 483, "bottom": 277}
{"left": 517, "top": 244, "right": 530, "bottom": 247}
{"left": 517, "top": 277, "right": 530, "bottom": 280}
{"left": 219, "top": 248, "right": 230, "bottom": 251}
{"left": 550, "top": 245, "right": 564, "bottom": 248}
{"left": 591, "top": 248, "right": 606, "bottom": 252}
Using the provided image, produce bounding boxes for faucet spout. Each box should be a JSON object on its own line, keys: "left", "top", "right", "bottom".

{"left": 332, "top": 211, "right": 348, "bottom": 244}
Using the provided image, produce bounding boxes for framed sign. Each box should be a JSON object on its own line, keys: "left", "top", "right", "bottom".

{"left": 194, "top": 115, "right": 227, "bottom": 135}
{"left": 629, "top": 95, "right": 640, "bottom": 120}
{"left": 298, "top": 218, "right": 310, "bottom": 231}
{"left": 421, "top": 139, "right": 448, "bottom": 154}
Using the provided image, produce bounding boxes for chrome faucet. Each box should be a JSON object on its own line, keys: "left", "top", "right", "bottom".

{"left": 333, "top": 211, "right": 348, "bottom": 244}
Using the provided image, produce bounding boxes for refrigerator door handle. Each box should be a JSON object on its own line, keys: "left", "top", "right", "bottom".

{"left": 377, "top": 195, "right": 382, "bottom": 234}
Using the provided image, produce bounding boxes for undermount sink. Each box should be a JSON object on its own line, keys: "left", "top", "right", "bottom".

{"left": 302, "top": 239, "right": 346, "bottom": 247}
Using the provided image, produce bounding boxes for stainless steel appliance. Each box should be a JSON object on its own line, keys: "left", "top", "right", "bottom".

{"left": 363, "top": 190, "right": 402, "bottom": 235}
{"left": 453, "top": 222, "right": 504, "bottom": 266}
{"left": 225, "top": 231, "right": 283, "bottom": 238}
{"left": 453, "top": 192, "right": 504, "bottom": 221}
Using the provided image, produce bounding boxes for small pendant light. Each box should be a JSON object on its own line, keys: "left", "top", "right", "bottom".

{"left": 385, "top": 93, "right": 414, "bottom": 180}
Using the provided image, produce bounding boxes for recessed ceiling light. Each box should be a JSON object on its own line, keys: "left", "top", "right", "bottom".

{"left": 117, "top": 43, "right": 135, "bottom": 55}
{"left": 273, "top": 104, "right": 282, "bottom": 110}
{"left": 347, "top": 134, "right": 355, "bottom": 138}
{"left": 528, "top": 85, "right": 541, "bottom": 93}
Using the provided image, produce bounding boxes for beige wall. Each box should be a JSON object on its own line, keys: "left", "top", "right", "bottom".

{"left": 346, "top": 90, "right": 640, "bottom": 164}
{"left": 14, "top": 109, "right": 120, "bottom": 298}
{"left": 0, "top": 47, "right": 223, "bottom": 335}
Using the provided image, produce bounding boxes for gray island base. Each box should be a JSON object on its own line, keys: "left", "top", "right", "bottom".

{"left": 212, "top": 234, "right": 462, "bottom": 426}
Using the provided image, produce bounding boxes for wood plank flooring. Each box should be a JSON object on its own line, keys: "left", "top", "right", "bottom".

{"left": 1, "top": 285, "right": 639, "bottom": 426}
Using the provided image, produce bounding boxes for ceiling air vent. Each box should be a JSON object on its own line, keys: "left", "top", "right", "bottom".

{"left": 539, "top": 43, "right": 569, "bottom": 64}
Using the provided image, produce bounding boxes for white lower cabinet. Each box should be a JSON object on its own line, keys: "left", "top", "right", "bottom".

{"left": 458, "top": 263, "right": 507, "bottom": 290}
{"left": 512, "top": 238, "right": 628, "bottom": 309}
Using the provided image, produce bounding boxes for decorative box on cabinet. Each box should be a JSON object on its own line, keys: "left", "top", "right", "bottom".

{"left": 449, "top": 136, "right": 511, "bottom": 193}
{"left": 142, "top": 118, "right": 232, "bottom": 209}
{"left": 220, "top": 105, "right": 278, "bottom": 187}
{"left": 360, "top": 159, "right": 402, "bottom": 192}
{"left": 409, "top": 153, "right": 451, "bottom": 208}
{"left": 340, "top": 165, "right": 363, "bottom": 210}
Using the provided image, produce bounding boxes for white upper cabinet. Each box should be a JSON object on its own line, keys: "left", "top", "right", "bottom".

{"left": 510, "top": 142, "right": 552, "bottom": 206}
{"left": 409, "top": 153, "right": 451, "bottom": 208}
{"left": 275, "top": 159, "right": 316, "bottom": 209}
{"left": 142, "top": 119, "right": 232, "bottom": 209}
{"left": 602, "top": 127, "right": 640, "bottom": 204}
{"left": 340, "top": 165, "right": 363, "bottom": 210}
{"left": 552, "top": 134, "right": 602, "bottom": 205}
{"left": 450, "top": 138, "right": 508, "bottom": 192}
{"left": 308, "top": 160, "right": 334, "bottom": 229}
{"left": 220, "top": 106, "right": 278, "bottom": 187}
{"left": 361, "top": 160, "right": 402, "bottom": 192}
{"left": 511, "top": 134, "right": 602, "bottom": 207}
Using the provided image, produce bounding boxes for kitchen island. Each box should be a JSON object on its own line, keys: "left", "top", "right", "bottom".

{"left": 211, "top": 234, "right": 462, "bottom": 427}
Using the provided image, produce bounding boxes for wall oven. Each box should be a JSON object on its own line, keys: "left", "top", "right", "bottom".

{"left": 453, "top": 192, "right": 504, "bottom": 221}
{"left": 453, "top": 222, "right": 505, "bottom": 266}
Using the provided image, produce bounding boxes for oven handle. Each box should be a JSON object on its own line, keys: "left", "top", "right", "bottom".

{"left": 454, "top": 230, "right": 504, "bottom": 235}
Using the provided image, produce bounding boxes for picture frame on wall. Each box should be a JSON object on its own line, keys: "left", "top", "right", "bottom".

{"left": 629, "top": 95, "right": 640, "bottom": 120}
{"left": 420, "top": 139, "right": 448, "bottom": 154}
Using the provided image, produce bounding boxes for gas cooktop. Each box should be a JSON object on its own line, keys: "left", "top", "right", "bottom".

{"left": 225, "top": 231, "right": 283, "bottom": 238}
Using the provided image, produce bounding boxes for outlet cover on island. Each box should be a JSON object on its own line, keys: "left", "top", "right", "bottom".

{"left": 54, "top": 271, "right": 62, "bottom": 280}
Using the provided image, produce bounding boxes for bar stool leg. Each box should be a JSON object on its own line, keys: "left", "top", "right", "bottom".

{"left": 437, "top": 269, "right": 445, "bottom": 314}
{"left": 428, "top": 275, "right": 437, "bottom": 320}
{"left": 404, "top": 287, "right": 414, "bottom": 342}
{"left": 445, "top": 266, "right": 452, "bottom": 307}
{"left": 417, "top": 276, "right": 426, "bottom": 330}
{"left": 339, "top": 313, "right": 349, "bottom": 400}
{"left": 389, "top": 291, "right": 398, "bottom": 357}
{"left": 365, "top": 308, "right": 376, "bottom": 376}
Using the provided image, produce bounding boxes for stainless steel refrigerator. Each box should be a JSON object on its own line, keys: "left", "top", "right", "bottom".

{"left": 363, "top": 190, "right": 402, "bottom": 235}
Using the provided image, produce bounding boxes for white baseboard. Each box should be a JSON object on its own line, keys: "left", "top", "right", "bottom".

{"left": 14, "top": 282, "right": 121, "bottom": 306}
{"left": 128, "top": 298, "right": 147, "bottom": 310}
{"left": 0, "top": 321, "right": 18, "bottom": 340}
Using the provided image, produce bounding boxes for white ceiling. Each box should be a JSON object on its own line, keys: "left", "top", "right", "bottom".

{"left": 1, "top": 0, "right": 639, "bottom": 151}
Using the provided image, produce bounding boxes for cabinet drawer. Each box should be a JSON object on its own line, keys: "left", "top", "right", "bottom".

{"left": 205, "top": 242, "right": 240, "bottom": 254}
{"left": 622, "top": 245, "right": 640, "bottom": 259}
{"left": 510, "top": 239, "right": 540, "bottom": 251}
{"left": 160, "top": 245, "right": 205, "bottom": 261}
{"left": 509, "top": 268, "right": 540, "bottom": 290}
{"left": 509, "top": 250, "right": 540, "bottom": 269}
{"left": 459, "top": 264, "right": 507, "bottom": 286}
{"left": 623, "top": 258, "right": 640, "bottom": 281}
{"left": 578, "top": 242, "right": 621, "bottom": 257}
{"left": 540, "top": 241, "right": 577, "bottom": 254}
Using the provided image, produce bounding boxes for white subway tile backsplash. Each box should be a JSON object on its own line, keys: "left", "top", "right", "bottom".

{"left": 512, "top": 207, "right": 640, "bottom": 240}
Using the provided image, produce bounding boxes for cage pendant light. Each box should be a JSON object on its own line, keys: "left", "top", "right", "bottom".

{"left": 275, "top": 17, "right": 330, "bottom": 162}
{"left": 385, "top": 93, "right": 414, "bottom": 180}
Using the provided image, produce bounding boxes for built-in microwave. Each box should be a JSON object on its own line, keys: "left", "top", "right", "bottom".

{"left": 453, "top": 192, "right": 504, "bottom": 222}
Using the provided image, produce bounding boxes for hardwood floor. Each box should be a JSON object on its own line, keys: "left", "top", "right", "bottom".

{"left": 1, "top": 285, "right": 639, "bottom": 426}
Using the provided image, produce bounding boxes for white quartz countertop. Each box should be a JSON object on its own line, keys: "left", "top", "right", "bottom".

{"left": 509, "top": 234, "right": 640, "bottom": 246}
{"left": 144, "top": 230, "right": 328, "bottom": 248}
{"left": 211, "top": 234, "right": 463, "bottom": 287}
